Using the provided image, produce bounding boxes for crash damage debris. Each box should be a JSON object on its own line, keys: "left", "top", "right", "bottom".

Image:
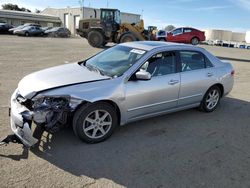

{"left": 0, "top": 134, "right": 22, "bottom": 146}
{"left": 3, "top": 95, "right": 77, "bottom": 147}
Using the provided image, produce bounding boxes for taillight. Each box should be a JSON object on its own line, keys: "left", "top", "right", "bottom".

{"left": 231, "top": 70, "right": 235, "bottom": 76}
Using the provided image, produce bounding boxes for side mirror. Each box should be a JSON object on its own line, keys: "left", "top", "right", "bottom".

{"left": 136, "top": 70, "right": 151, "bottom": 80}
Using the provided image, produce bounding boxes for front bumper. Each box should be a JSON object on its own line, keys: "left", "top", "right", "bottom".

{"left": 10, "top": 92, "right": 38, "bottom": 147}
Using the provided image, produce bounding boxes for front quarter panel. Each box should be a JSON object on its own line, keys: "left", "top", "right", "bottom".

{"left": 36, "top": 77, "right": 125, "bottom": 112}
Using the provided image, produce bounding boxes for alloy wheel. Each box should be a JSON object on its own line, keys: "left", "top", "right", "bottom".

{"left": 206, "top": 89, "right": 220, "bottom": 110}
{"left": 83, "top": 110, "right": 112, "bottom": 139}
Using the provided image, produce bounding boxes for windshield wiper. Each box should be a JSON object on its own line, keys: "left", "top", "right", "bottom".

{"left": 86, "top": 64, "right": 108, "bottom": 77}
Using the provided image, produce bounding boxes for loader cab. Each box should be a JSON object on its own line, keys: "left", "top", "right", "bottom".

{"left": 100, "top": 8, "right": 121, "bottom": 38}
{"left": 147, "top": 26, "right": 158, "bottom": 40}
{"left": 100, "top": 8, "right": 121, "bottom": 25}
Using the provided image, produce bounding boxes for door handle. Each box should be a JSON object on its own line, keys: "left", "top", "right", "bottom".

{"left": 168, "top": 80, "right": 179, "bottom": 85}
{"left": 207, "top": 72, "right": 213, "bottom": 77}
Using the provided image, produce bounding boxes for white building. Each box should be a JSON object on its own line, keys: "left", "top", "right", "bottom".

{"left": 42, "top": 7, "right": 141, "bottom": 35}
{"left": 246, "top": 31, "right": 250, "bottom": 43}
{"left": 204, "top": 29, "right": 246, "bottom": 42}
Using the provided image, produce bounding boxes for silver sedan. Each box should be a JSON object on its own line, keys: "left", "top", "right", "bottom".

{"left": 9, "top": 41, "right": 234, "bottom": 146}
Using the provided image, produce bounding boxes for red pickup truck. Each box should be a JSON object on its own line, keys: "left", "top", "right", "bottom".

{"left": 162, "top": 27, "right": 206, "bottom": 45}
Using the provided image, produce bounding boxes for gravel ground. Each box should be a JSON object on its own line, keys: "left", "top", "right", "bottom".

{"left": 0, "top": 35, "right": 250, "bottom": 188}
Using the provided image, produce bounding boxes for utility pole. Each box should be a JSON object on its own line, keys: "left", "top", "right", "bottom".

{"left": 79, "top": 0, "right": 84, "bottom": 19}
{"left": 107, "top": 0, "right": 109, "bottom": 8}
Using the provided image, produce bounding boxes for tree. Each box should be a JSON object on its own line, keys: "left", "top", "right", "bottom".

{"left": 2, "top": 3, "right": 31, "bottom": 12}
{"left": 165, "top": 25, "right": 175, "bottom": 31}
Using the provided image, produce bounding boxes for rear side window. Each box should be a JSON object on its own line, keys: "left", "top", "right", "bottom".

{"left": 184, "top": 28, "right": 192, "bottom": 33}
{"left": 180, "top": 51, "right": 206, "bottom": 72}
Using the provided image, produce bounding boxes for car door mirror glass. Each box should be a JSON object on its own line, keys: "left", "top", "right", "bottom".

{"left": 136, "top": 70, "right": 151, "bottom": 80}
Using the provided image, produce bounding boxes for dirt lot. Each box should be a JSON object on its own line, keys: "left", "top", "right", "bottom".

{"left": 0, "top": 35, "right": 250, "bottom": 188}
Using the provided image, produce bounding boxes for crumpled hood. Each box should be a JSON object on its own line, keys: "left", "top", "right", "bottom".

{"left": 18, "top": 63, "right": 109, "bottom": 98}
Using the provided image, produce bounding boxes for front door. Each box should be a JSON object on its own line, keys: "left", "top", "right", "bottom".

{"left": 168, "top": 28, "right": 184, "bottom": 42}
{"left": 124, "top": 51, "right": 181, "bottom": 121}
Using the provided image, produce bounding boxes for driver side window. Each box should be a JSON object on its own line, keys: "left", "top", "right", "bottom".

{"left": 172, "top": 28, "right": 183, "bottom": 36}
{"left": 140, "top": 51, "right": 177, "bottom": 77}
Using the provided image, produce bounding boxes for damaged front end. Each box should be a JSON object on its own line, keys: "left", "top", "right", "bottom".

{"left": 2, "top": 90, "right": 83, "bottom": 147}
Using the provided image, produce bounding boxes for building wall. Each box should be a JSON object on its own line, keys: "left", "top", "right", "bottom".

{"left": 0, "top": 10, "right": 61, "bottom": 27}
{"left": 0, "top": 18, "right": 61, "bottom": 27}
{"left": 42, "top": 7, "right": 141, "bottom": 35}
{"left": 246, "top": 31, "right": 250, "bottom": 43}
{"left": 204, "top": 29, "right": 247, "bottom": 42}
{"left": 232, "top": 32, "right": 245, "bottom": 42}
{"left": 204, "top": 29, "right": 232, "bottom": 41}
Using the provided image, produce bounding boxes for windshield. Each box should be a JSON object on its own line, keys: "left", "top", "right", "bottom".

{"left": 84, "top": 45, "right": 146, "bottom": 77}
{"left": 14, "top": 25, "right": 26, "bottom": 29}
{"left": 23, "top": 26, "right": 32, "bottom": 30}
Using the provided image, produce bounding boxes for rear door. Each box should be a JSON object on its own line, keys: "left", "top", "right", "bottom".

{"left": 182, "top": 28, "right": 193, "bottom": 43}
{"left": 178, "top": 50, "right": 216, "bottom": 107}
{"left": 29, "top": 26, "right": 36, "bottom": 35}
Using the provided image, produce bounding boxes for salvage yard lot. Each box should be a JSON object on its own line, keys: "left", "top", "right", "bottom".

{"left": 0, "top": 35, "right": 250, "bottom": 188}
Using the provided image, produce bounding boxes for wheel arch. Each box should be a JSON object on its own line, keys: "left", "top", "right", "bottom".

{"left": 73, "top": 99, "right": 121, "bottom": 125}
{"left": 208, "top": 83, "right": 224, "bottom": 97}
{"left": 98, "top": 100, "right": 121, "bottom": 125}
{"left": 89, "top": 27, "right": 105, "bottom": 34}
{"left": 191, "top": 36, "right": 200, "bottom": 41}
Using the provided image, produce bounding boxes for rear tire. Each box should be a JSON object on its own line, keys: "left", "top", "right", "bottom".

{"left": 73, "top": 102, "right": 118, "bottom": 143}
{"left": 120, "top": 33, "right": 136, "bottom": 43}
{"left": 191, "top": 37, "right": 199, "bottom": 45}
{"left": 199, "top": 86, "right": 221, "bottom": 112}
{"left": 88, "top": 30, "right": 104, "bottom": 48}
{"left": 25, "top": 32, "right": 29, "bottom": 37}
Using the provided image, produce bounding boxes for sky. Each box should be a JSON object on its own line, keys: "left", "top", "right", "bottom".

{"left": 0, "top": 0, "right": 250, "bottom": 32}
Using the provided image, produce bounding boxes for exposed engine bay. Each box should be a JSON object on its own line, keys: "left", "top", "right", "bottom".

{"left": 30, "top": 96, "right": 71, "bottom": 133}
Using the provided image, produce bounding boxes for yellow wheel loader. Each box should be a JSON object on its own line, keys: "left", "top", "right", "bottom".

{"left": 76, "top": 8, "right": 157, "bottom": 48}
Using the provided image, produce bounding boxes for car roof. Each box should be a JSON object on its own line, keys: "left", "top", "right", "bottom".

{"left": 120, "top": 41, "right": 202, "bottom": 51}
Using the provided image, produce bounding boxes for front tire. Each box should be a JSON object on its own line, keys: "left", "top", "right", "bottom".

{"left": 120, "top": 33, "right": 136, "bottom": 43}
{"left": 73, "top": 102, "right": 118, "bottom": 143}
{"left": 200, "top": 86, "right": 221, "bottom": 112}
{"left": 25, "top": 32, "right": 29, "bottom": 37}
{"left": 87, "top": 30, "right": 104, "bottom": 48}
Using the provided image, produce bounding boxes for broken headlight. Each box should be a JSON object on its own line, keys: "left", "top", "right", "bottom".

{"left": 33, "top": 96, "right": 69, "bottom": 109}
{"left": 32, "top": 95, "right": 83, "bottom": 110}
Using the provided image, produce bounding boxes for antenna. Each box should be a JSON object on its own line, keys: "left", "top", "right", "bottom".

{"left": 78, "top": 0, "right": 84, "bottom": 18}
{"left": 107, "top": 0, "right": 109, "bottom": 7}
